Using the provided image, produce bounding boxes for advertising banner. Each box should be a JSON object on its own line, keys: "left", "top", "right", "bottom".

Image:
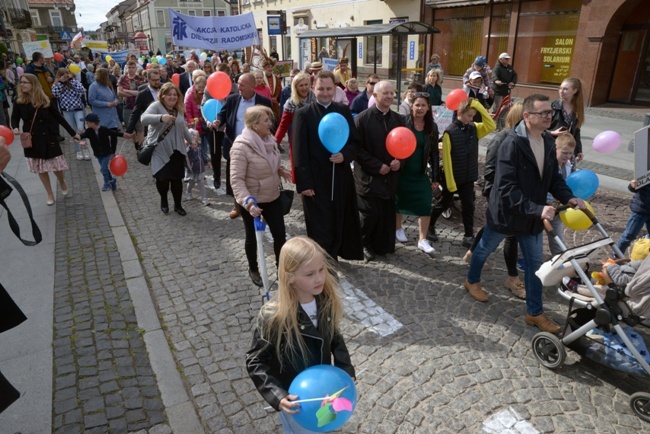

{"left": 23, "top": 40, "right": 53, "bottom": 59}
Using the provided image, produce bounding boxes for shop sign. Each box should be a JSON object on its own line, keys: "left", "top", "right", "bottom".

{"left": 540, "top": 37, "right": 575, "bottom": 84}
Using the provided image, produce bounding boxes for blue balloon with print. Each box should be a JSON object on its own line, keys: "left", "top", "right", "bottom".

{"left": 202, "top": 99, "right": 222, "bottom": 123}
{"left": 288, "top": 365, "right": 357, "bottom": 432}
{"left": 566, "top": 169, "right": 599, "bottom": 200}
{"left": 318, "top": 113, "right": 349, "bottom": 154}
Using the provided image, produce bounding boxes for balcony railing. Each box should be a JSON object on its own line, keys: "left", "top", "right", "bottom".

{"left": 6, "top": 8, "right": 32, "bottom": 29}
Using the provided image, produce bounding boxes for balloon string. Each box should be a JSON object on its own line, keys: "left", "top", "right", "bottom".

{"left": 331, "top": 162, "right": 335, "bottom": 202}
{"left": 117, "top": 137, "right": 127, "bottom": 156}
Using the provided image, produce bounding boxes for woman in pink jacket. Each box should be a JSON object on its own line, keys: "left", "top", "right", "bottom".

{"left": 184, "top": 75, "right": 209, "bottom": 162}
{"left": 230, "top": 106, "right": 292, "bottom": 287}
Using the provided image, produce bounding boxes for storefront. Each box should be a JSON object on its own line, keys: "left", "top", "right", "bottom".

{"left": 422, "top": 0, "right": 650, "bottom": 106}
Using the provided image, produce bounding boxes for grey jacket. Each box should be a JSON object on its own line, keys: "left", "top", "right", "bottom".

{"left": 141, "top": 101, "right": 192, "bottom": 176}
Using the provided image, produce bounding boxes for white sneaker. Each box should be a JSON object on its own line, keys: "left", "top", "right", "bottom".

{"left": 395, "top": 228, "right": 407, "bottom": 243}
{"left": 76, "top": 151, "right": 83, "bottom": 160}
{"left": 202, "top": 198, "right": 210, "bottom": 206}
{"left": 418, "top": 239, "right": 435, "bottom": 254}
{"left": 184, "top": 192, "right": 192, "bottom": 201}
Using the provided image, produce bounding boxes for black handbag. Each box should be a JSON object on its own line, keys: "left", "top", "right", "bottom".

{"left": 279, "top": 183, "right": 294, "bottom": 216}
{"left": 137, "top": 114, "right": 176, "bottom": 166}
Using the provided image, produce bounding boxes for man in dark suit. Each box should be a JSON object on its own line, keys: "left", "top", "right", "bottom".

{"left": 126, "top": 69, "right": 162, "bottom": 147}
{"left": 179, "top": 60, "right": 198, "bottom": 96}
{"left": 213, "top": 72, "right": 272, "bottom": 218}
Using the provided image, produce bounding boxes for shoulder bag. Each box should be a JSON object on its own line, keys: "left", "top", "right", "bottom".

{"left": 20, "top": 108, "right": 38, "bottom": 149}
{"left": 136, "top": 114, "right": 176, "bottom": 165}
{"left": 279, "top": 182, "right": 294, "bottom": 216}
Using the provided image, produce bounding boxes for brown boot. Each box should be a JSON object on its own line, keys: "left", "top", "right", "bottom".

{"left": 464, "top": 280, "right": 488, "bottom": 302}
{"left": 525, "top": 313, "right": 561, "bottom": 334}
{"left": 229, "top": 206, "right": 240, "bottom": 219}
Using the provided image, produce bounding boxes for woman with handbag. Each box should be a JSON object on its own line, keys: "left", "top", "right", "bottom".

{"left": 11, "top": 73, "right": 80, "bottom": 205}
{"left": 230, "top": 105, "right": 291, "bottom": 287}
{"left": 88, "top": 68, "right": 121, "bottom": 152}
{"left": 141, "top": 82, "right": 196, "bottom": 216}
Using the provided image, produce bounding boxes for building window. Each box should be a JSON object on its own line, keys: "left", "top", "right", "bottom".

{"left": 218, "top": 11, "right": 225, "bottom": 17}
{"left": 157, "top": 10, "right": 165, "bottom": 27}
{"left": 188, "top": 10, "right": 196, "bottom": 16}
{"left": 432, "top": 6, "right": 484, "bottom": 77}
{"left": 49, "top": 10, "right": 63, "bottom": 27}
{"left": 30, "top": 9, "right": 41, "bottom": 27}
{"left": 364, "top": 20, "right": 382, "bottom": 66}
{"left": 203, "top": 11, "right": 211, "bottom": 16}
{"left": 487, "top": 3, "right": 511, "bottom": 68}
{"left": 513, "top": 0, "right": 581, "bottom": 85}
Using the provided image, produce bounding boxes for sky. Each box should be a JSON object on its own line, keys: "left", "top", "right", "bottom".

{"left": 75, "top": 0, "right": 124, "bottom": 31}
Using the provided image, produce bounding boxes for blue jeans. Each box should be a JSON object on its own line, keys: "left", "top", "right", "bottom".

{"left": 62, "top": 110, "right": 85, "bottom": 152}
{"left": 97, "top": 155, "right": 114, "bottom": 184}
{"left": 200, "top": 135, "right": 210, "bottom": 163}
{"left": 617, "top": 211, "right": 650, "bottom": 256}
{"left": 467, "top": 225, "right": 544, "bottom": 316}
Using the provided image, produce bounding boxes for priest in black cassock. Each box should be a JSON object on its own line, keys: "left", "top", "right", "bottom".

{"left": 354, "top": 81, "right": 405, "bottom": 260}
{"left": 291, "top": 70, "right": 363, "bottom": 261}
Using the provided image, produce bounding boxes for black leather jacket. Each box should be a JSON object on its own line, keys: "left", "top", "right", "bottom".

{"left": 245, "top": 296, "right": 355, "bottom": 411}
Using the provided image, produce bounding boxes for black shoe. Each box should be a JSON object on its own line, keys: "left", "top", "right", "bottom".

{"left": 249, "top": 269, "right": 263, "bottom": 287}
{"left": 174, "top": 206, "right": 187, "bottom": 216}
{"left": 462, "top": 236, "right": 475, "bottom": 248}
{"left": 161, "top": 205, "right": 169, "bottom": 214}
{"left": 363, "top": 247, "right": 376, "bottom": 261}
{"left": 213, "top": 180, "right": 221, "bottom": 189}
{"left": 426, "top": 227, "right": 438, "bottom": 242}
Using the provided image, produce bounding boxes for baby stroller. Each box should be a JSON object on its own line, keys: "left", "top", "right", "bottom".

{"left": 532, "top": 206, "right": 650, "bottom": 423}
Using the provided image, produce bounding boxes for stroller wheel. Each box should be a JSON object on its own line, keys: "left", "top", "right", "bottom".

{"left": 442, "top": 208, "right": 452, "bottom": 219}
{"left": 630, "top": 392, "right": 650, "bottom": 423}
{"left": 531, "top": 332, "right": 566, "bottom": 369}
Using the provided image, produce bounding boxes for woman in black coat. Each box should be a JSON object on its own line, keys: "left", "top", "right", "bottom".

{"left": 11, "top": 73, "right": 79, "bottom": 205}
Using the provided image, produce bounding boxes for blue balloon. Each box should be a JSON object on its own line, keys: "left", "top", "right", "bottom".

{"left": 318, "top": 113, "right": 349, "bottom": 154}
{"left": 158, "top": 57, "right": 167, "bottom": 65}
{"left": 566, "top": 169, "right": 599, "bottom": 200}
{"left": 288, "top": 365, "right": 357, "bottom": 432}
{"left": 202, "top": 99, "right": 222, "bottom": 123}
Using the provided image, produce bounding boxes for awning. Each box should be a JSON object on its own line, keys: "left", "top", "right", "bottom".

{"left": 425, "top": 0, "right": 507, "bottom": 7}
{"left": 297, "top": 21, "right": 440, "bottom": 39}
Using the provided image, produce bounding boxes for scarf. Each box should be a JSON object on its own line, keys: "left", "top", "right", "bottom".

{"left": 240, "top": 127, "right": 280, "bottom": 172}
{"left": 283, "top": 90, "right": 316, "bottom": 114}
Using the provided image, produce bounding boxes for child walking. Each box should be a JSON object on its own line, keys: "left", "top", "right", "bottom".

{"left": 616, "top": 178, "right": 650, "bottom": 258}
{"left": 77, "top": 113, "right": 131, "bottom": 191}
{"left": 546, "top": 133, "right": 576, "bottom": 256}
{"left": 184, "top": 129, "right": 210, "bottom": 205}
{"left": 246, "top": 236, "right": 356, "bottom": 433}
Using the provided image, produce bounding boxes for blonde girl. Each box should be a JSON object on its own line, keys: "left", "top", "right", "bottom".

{"left": 423, "top": 68, "right": 443, "bottom": 106}
{"left": 246, "top": 236, "right": 355, "bottom": 433}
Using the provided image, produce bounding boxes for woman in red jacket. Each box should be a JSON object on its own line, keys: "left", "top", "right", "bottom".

{"left": 184, "top": 75, "right": 210, "bottom": 163}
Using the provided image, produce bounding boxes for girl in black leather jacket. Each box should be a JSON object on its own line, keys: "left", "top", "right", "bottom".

{"left": 246, "top": 236, "right": 355, "bottom": 431}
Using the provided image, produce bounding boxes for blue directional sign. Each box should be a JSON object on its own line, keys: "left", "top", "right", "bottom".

{"left": 60, "top": 31, "right": 72, "bottom": 41}
{"left": 409, "top": 41, "right": 415, "bottom": 60}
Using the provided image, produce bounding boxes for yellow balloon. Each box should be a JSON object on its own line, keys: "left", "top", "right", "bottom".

{"left": 559, "top": 201, "right": 595, "bottom": 231}
{"left": 69, "top": 64, "right": 81, "bottom": 74}
{"left": 106, "top": 55, "right": 113, "bottom": 62}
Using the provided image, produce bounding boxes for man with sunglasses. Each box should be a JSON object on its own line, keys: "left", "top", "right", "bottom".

{"left": 465, "top": 94, "right": 585, "bottom": 334}
{"left": 349, "top": 74, "right": 380, "bottom": 116}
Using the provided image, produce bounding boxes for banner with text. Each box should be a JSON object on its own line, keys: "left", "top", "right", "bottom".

{"left": 99, "top": 50, "right": 130, "bottom": 65}
{"left": 169, "top": 10, "right": 257, "bottom": 51}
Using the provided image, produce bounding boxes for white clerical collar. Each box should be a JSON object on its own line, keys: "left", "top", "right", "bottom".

{"left": 317, "top": 101, "right": 331, "bottom": 109}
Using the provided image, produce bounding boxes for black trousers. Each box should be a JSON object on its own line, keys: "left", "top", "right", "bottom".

{"left": 430, "top": 181, "right": 475, "bottom": 237}
{"left": 357, "top": 195, "right": 395, "bottom": 255}
{"left": 238, "top": 197, "right": 286, "bottom": 272}
{"left": 470, "top": 226, "right": 519, "bottom": 277}
{"left": 206, "top": 130, "right": 223, "bottom": 187}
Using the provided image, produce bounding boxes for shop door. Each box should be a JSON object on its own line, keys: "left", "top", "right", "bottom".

{"left": 635, "top": 34, "right": 650, "bottom": 103}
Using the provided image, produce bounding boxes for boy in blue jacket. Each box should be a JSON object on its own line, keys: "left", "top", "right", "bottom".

{"left": 617, "top": 179, "right": 650, "bottom": 257}
{"left": 77, "top": 113, "right": 132, "bottom": 191}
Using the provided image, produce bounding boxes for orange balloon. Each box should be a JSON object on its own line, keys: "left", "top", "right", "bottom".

{"left": 53, "top": 53, "right": 64, "bottom": 62}
{"left": 446, "top": 88, "right": 468, "bottom": 111}
{"left": 110, "top": 155, "right": 128, "bottom": 177}
{"left": 0, "top": 125, "right": 15, "bottom": 146}
{"left": 386, "top": 127, "right": 416, "bottom": 159}
{"left": 206, "top": 71, "right": 232, "bottom": 100}
{"left": 171, "top": 73, "right": 180, "bottom": 87}
{"left": 146, "top": 64, "right": 152, "bottom": 70}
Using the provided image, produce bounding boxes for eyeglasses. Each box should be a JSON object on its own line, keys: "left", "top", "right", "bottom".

{"left": 368, "top": 81, "right": 378, "bottom": 86}
{"left": 528, "top": 110, "right": 553, "bottom": 118}
{"left": 413, "top": 92, "right": 430, "bottom": 98}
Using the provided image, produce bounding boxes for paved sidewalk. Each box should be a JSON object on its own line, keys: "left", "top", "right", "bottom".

{"left": 0, "top": 106, "right": 648, "bottom": 433}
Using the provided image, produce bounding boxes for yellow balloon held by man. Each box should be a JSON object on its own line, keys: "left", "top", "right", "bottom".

{"left": 559, "top": 201, "right": 595, "bottom": 231}
{"left": 69, "top": 64, "right": 81, "bottom": 74}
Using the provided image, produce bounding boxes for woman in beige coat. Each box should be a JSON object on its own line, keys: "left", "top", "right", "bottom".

{"left": 230, "top": 106, "right": 291, "bottom": 286}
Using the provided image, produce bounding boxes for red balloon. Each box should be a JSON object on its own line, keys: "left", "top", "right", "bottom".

{"left": 446, "top": 89, "right": 468, "bottom": 111}
{"left": 206, "top": 71, "right": 232, "bottom": 100}
{"left": 386, "top": 127, "right": 416, "bottom": 160}
{"left": 53, "top": 53, "right": 64, "bottom": 62}
{"left": 0, "top": 126, "right": 15, "bottom": 146}
{"left": 171, "top": 73, "right": 180, "bottom": 87}
{"left": 110, "top": 155, "right": 128, "bottom": 177}
{"left": 146, "top": 64, "right": 152, "bottom": 70}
